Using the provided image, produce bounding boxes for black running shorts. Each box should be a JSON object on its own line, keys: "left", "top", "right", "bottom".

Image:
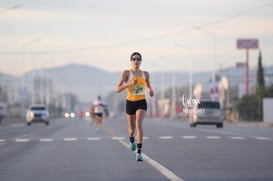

{"left": 126, "top": 99, "right": 147, "bottom": 115}
{"left": 94, "top": 113, "right": 103, "bottom": 117}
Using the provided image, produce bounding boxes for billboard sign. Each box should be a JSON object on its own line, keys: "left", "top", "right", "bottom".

{"left": 237, "top": 39, "right": 259, "bottom": 49}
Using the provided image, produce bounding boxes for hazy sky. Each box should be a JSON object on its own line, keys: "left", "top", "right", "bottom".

{"left": 0, "top": 0, "right": 273, "bottom": 76}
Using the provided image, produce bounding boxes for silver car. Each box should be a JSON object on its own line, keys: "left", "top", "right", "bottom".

{"left": 189, "top": 100, "right": 224, "bottom": 128}
{"left": 26, "top": 104, "right": 50, "bottom": 126}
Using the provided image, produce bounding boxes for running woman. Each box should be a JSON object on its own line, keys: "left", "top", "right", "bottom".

{"left": 116, "top": 52, "right": 154, "bottom": 161}
{"left": 91, "top": 95, "right": 108, "bottom": 132}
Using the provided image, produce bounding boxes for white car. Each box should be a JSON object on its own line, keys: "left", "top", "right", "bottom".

{"left": 26, "top": 104, "right": 50, "bottom": 126}
{"left": 189, "top": 100, "right": 224, "bottom": 128}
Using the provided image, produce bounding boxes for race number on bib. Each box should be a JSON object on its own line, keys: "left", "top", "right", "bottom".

{"left": 132, "top": 85, "right": 145, "bottom": 96}
{"left": 94, "top": 106, "right": 104, "bottom": 113}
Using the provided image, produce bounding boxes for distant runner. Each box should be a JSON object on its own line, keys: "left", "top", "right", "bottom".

{"left": 91, "top": 95, "right": 108, "bottom": 132}
{"left": 116, "top": 52, "right": 154, "bottom": 161}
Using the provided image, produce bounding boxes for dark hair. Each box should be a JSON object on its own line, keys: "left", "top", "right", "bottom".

{"left": 130, "top": 52, "right": 142, "bottom": 60}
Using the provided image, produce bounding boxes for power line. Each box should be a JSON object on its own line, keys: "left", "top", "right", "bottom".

{"left": 0, "top": 3, "right": 272, "bottom": 54}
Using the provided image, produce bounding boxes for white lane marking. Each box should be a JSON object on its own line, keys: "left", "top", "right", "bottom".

{"left": 195, "top": 126, "right": 271, "bottom": 141}
{"left": 143, "top": 136, "right": 149, "bottom": 140}
{"left": 182, "top": 136, "right": 197, "bottom": 139}
{"left": 7, "top": 135, "right": 272, "bottom": 143}
{"left": 112, "top": 136, "right": 125, "bottom": 140}
{"left": 15, "top": 138, "right": 29, "bottom": 142}
{"left": 103, "top": 127, "right": 184, "bottom": 181}
{"left": 206, "top": 136, "right": 221, "bottom": 139}
{"left": 230, "top": 136, "right": 245, "bottom": 140}
{"left": 88, "top": 137, "right": 101, "bottom": 141}
{"left": 40, "top": 138, "right": 53, "bottom": 142}
{"left": 116, "top": 136, "right": 184, "bottom": 181}
{"left": 159, "top": 136, "right": 173, "bottom": 140}
{"left": 64, "top": 138, "right": 78, "bottom": 141}
{"left": 0, "top": 139, "right": 5, "bottom": 142}
{"left": 253, "top": 136, "right": 271, "bottom": 140}
{"left": 142, "top": 154, "right": 184, "bottom": 181}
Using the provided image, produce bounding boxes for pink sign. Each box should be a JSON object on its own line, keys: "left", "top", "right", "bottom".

{"left": 237, "top": 39, "right": 259, "bottom": 49}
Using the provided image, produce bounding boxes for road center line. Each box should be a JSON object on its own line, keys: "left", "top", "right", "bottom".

{"left": 88, "top": 137, "right": 101, "bottom": 141}
{"left": 182, "top": 136, "right": 197, "bottom": 139}
{"left": 15, "top": 138, "right": 29, "bottom": 142}
{"left": 112, "top": 136, "right": 125, "bottom": 140}
{"left": 103, "top": 127, "right": 184, "bottom": 181}
{"left": 230, "top": 136, "right": 245, "bottom": 140}
{"left": 253, "top": 136, "right": 270, "bottom": 140}
{"left": 40, "top": 138, "right": 53, "bottom": 142}
{"left": 64, "top": 138, "right": 78, "bottom": 141}
{"left": 206, "top": 136, "right": 221, "bottom": 139}
{"left": 159, "top": 136, "right": 173, "bottom": 140}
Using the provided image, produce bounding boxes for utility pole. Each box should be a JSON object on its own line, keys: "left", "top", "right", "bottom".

{"left": 237, "top": 39, "right": 259, "bottom": 96}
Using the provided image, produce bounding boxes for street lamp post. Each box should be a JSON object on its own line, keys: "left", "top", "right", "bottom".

{"left": 194, "top": 27, "right": 217, "bottom": 100}
{"left": 174, "top": 43, "right": 193, "bottom": 98}
{"left": 20, "top": 39, "right": 41, "bottom": 118}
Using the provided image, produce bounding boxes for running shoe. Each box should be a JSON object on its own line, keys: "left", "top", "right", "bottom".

{"left": 129, "top": 141, "right": 136, "bottom": 152}
{"left": 136, "top": 153, "right": 143, "bottom": 162}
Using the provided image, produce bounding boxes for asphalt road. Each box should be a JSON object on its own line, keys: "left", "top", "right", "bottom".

{"left": 0, "top": 116, "right": 273, "bottom": 181}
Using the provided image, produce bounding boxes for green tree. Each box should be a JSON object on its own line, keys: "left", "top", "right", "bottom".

{"left": 257, "top": 49, "right": 265, "bottom": 88}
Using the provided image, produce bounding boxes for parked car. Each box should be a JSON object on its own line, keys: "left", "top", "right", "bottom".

{"left": 0, "top": 103, "right": 7, "bottom": 125}
{"left": 26, "top": 104, "right": 50, "bottom": 126}
{"left": 189, "top": 100, "right": 224, "bottom": 128}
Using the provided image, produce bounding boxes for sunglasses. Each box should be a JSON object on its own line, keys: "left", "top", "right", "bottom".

{"left": 131, "top": 58, "right": 141, "bottom": 61}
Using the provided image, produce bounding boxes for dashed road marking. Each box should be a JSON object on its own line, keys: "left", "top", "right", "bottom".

{"left": 88, "top": 137, "right": 101, "bottom": 141}
{"left": 206, "top": 136, "right": 221, "bottom": 139}
{"left": 182, "top": 136, "right": 197, "bottom": 139}
{"left": 253, "top": 136, "right": 271, "bottom": 140}
{"left": 230, "top": 136, "right": 245, "bottom": 140}
{"left": 64, "top": 138, "right": 78, "bottom": 141}
{"left": 15, "top": 138, "right": 29, "bottom": 142}
{"left": 112, "top": 136, "right": 125, "bottom": 140}
{"left": 0, "top": 135, "right": 271, "bottom": 144}
{"left": 159, "top": 136, "right": 173, "bottom": 140}
{"left": 39, "top": 138, "right": 53, "bottom": 142}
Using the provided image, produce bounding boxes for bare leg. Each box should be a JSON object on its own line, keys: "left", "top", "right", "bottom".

{"left": 95, "top": 116, "right": 102, "bottom": 130}
{"left": 127, "top": 114, "right": 136, "bottom": 137}
{"left": 135, "top": 110, "right": 146, "bottom": 144}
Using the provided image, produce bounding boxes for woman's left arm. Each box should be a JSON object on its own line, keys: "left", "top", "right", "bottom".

{"left": 144, "top": 71, "right": 154, "bottom": 97}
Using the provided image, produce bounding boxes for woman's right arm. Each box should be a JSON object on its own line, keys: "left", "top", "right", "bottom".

{"left": 116, "top": 70, "right": 129, "bottom": 93}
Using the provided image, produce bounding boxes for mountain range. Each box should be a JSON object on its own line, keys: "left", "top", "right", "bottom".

{"left": 1, "top": 63, "right": 273, "bottom": 103}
